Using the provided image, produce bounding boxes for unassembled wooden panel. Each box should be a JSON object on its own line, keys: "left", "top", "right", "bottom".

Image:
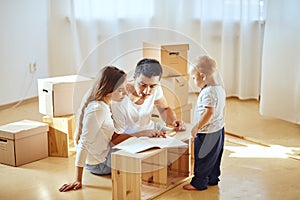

{"left": 42, "top": 115, "right": 75, "bottom": 139}
{"left": 42, "top": 115, "right": 75, "bottom": 157}
{"left": 47, "top": 127, "right": 69, "bottom": 157}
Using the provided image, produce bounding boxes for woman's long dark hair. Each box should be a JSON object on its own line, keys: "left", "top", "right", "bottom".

{"left": 75, "top": 66, "right": 126, "bottom": 144}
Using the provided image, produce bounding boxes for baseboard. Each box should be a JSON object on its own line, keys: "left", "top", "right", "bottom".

{"left": 0, "top": 96, "right": 38, "bottom": 111}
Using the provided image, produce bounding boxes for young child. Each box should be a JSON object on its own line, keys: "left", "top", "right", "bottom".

{"left": 183, "top": 55, "right": 226, "bottom": 190}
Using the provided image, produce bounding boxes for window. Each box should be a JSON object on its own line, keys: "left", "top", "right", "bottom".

{"left": 73, "top": 0, "right": 154, "bottom": 20}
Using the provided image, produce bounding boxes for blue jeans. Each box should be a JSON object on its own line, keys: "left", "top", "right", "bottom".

{"left": 190, "top": 127, "right": 225, "bottom": 190}
{"left": 85, "top": 148, "right": 116, "bottom": 175}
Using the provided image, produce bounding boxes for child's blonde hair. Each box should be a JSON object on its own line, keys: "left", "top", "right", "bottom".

{"left": 192, "top": 55, "right": 217, "bottom": 76}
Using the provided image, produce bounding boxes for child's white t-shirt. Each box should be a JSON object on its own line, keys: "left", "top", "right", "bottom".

{"left": 194, "top": 85, "right": 226, "bottom": 133}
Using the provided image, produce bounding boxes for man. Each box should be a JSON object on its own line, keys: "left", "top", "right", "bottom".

{"left": 111, "top": 58, "right": 185, "bottom": 137}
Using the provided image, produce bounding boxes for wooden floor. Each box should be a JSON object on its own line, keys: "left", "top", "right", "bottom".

{"left": 0, "top": 97, "right": 299, "bottom": 200}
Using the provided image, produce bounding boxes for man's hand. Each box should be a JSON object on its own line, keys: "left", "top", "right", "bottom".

{"left": 135, "top": 129, "right": 166, "bottom": 138}
{"left": 172, "top": 120, "right": 186, "bottom": 132}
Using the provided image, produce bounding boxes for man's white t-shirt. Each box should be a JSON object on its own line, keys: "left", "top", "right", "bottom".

{"left": 111, "top": 85, "right": 163, "bottom": 134}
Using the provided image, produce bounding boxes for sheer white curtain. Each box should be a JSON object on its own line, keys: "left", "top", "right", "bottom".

{"left": 69, "top": 0, "right": 263, "bottom": 98}
{"left": 260, "top": 0, "right": 300, "bottom": 124}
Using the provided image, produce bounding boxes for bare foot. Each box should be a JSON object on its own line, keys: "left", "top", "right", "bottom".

{"left": 183, "top": 184, "right": 198, "bottom": 190}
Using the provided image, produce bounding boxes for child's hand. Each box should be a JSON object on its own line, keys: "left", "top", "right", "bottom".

{"left": 191, "top": 126, "right": 198, "bottom": 138}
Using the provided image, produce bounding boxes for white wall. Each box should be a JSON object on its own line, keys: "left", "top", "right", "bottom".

{"left": 48, "top": 0, "right": 77, "bottom": 77}
{"left": 0, "top": 0, "right": 48, "bottom": 106}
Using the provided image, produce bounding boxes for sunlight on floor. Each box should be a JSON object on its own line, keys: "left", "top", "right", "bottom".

{"left": 225, "top": 143, "right": 300, "bottom": 159}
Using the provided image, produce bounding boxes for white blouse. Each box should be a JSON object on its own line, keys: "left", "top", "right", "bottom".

{"left": 75, "top": 101, "right": 114, "bottom": 167}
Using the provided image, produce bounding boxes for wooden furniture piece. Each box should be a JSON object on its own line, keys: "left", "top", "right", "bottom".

{"left": 42, "top": 114, "right": 75, "bottom": 157}
{"left": 111, "top": 126, "right": 192, "bottom": 200}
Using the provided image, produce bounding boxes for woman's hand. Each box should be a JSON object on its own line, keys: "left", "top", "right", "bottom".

{"left": 59, "top": 181, "right": 82, "bottom": 192}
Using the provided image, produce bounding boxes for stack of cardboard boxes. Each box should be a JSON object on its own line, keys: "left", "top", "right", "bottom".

{"left": 38, "top": 75, "right": 93, "bottom": 157}
{"left": 0, "top": 75, "right": 93, "bottom": 167}
{"left": 143, "top": 42, "right": 192, "bottom": 123}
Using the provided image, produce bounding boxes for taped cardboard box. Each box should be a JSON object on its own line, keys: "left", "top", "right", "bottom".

{"left": 143, "top": 42, "right": 189, "bottom": 77}
{"left": 161, "top": 76, "right": 189, "bottom": 109}
{"left": 152, "top": 103, "right": 192, "bottom": 124}
{"left": 173, "top": 103, "right": 193, "bottom": 123}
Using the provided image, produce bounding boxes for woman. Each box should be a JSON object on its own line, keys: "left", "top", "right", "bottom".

{"left": 59, "top": 66, "right": 127, "bottom": 192}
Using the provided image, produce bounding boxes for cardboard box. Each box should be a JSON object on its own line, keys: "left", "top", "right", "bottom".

{"left": 173, "top": 103, "right": 192, "bottom": 123}
{"left": 42, "top": 115, "right": 75, "bottom": 157}
{"left": 160, "top": 76, "right": 189, "bottom": 108}
{"left": 0, "top": 120, "right": 49, "bottom": 166}
{"left": 143, "top": 42, "right": 189, "bottom": 77}
{"left": 38, "top": 75, "right": 93, "bottom": 117}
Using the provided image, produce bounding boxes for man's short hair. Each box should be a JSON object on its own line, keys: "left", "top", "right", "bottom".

{"left": 135, "top": 58, "right": 163, "bottom": 79}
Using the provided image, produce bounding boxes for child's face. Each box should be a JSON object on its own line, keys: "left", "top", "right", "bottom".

{"left": 191, "top": 71, "right": 205, "bottom": 88}
{"left": 111, "top": 80, "right": 127, "bottom": 102}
